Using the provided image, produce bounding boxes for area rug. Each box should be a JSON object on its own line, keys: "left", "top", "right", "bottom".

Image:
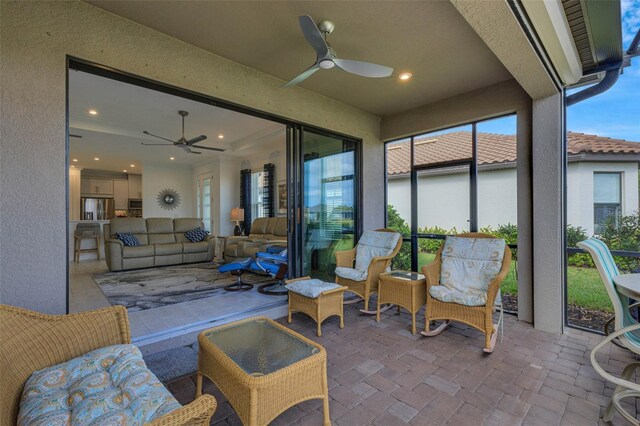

{"left": 93, "top": 262, "right": 274, "bottom": 311}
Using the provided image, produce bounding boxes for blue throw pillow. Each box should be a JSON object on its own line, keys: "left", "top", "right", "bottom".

{"left": 184, "top": 227, "right": 209, "bottom": 243}
{"left": 116, "top": 232, "right": 140, "bottom": 247}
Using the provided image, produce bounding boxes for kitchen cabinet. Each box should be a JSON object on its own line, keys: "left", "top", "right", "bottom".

{"left": 113, "top": 179, "right": 129, "bottom": 209}
{"left": 81, "top": 178, "right": 113, "bottom": 196}
{"left": 128, "top": 174, "right": 142, "bottom": 199}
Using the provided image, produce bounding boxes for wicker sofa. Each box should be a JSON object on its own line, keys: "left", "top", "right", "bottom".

{"left": 224, "top": 217, "right": 287, "bottom": 261}
{"left": 104, "top": 218, "right": 215, "bottom": 271}
{"left": 0, "top": 304, "right": 216, "bottom": 425}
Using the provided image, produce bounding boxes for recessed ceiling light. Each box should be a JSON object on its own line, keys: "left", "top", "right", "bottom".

{"left": 123, "top": 169, "right": 127, "bottom": 173}
{"left": 72, "top": 159, "right": 78, "bottom": 162}
{"left": 89, "top": 109, "right": 98, "bottom": 115}
{"left": 94, "top": 157, "right": 99, "bottom": 161}
{"left": 399, "top": 72, "right": 413, "bottom": 81}
{"left": 70, "top": 165, "right": 76, "bottom": 168}
{"left": 218, "top": 134, "right": 224, "bottom": 139}
{"left": 130, "top": 164, "right": 135, "bottom": 168}
{"left": 169, "top": 157, "right": 175, "bottom": 160}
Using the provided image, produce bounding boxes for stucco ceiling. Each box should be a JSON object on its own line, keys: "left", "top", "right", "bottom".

{"left": 86, "top": 0, "right": 513, "bottom": 117}
{"left": 69, "top": 70, "right": 284, "bottom": 173}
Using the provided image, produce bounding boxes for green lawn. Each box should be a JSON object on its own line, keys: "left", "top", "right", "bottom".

{"left": 417, "top": 252, "right": 612, "bottom": 312}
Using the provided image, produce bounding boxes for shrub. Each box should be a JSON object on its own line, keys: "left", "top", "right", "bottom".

{"left": 600, "top": 211, "right": 640, "bottom": 273}
{"left": 386, "top": 205, "right": 411, "bottom": 270}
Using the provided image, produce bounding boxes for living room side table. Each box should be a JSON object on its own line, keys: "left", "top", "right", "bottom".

{"left": 196, "top": 316, "right": 330, "bottom": 426}
{"left": 377, "top": 271, "right": 426, "bottom": 335}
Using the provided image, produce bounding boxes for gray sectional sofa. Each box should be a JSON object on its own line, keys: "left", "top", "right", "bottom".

{"left": 104, "top": 218, "right": 214, "bottom": 271}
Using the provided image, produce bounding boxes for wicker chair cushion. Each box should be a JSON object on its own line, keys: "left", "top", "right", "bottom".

{"left": 18, "top": 344, "right": 180, "bottom": 426}
{"left": 440, "top": 236, "right": 505, "bottom": 296}
{"left": 430, "top": 286, "right": 502, "bottom": 307}
{"left": 286, "top": 279, "right": 342, "bottom": 298}
{"left": 354, "top": 231, "right": 401, "bottom": 272}
{"left": 334, "top": 267, "right": 368, "bottom": 281}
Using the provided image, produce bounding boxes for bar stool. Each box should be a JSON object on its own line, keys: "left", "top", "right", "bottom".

{"left": 74, "top": 222, "right": 101, "bottom": 262}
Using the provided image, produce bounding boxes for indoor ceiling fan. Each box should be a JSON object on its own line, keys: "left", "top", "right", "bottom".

{"left": 142, "top": 110, "right": 224, "bottom": 154}
{"left": 283, "top": 15, "right": 394, "bottom": 87}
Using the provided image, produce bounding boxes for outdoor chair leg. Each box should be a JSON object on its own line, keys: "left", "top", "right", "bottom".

{"left": 603, "top": 362, "right": 640, "bottom": 422}
{"left": 195, "top": 373, "right": 203, "bottom": 398}
{"left": 483, "top": 325, "right": 498, "bottom": 353}
{"left": 421, "top": 320, "right": 449, "bottom": 337}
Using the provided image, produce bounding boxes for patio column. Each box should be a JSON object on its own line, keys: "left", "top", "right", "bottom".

{"left": 532, "top": 92, "right": 565, "bottom": 334}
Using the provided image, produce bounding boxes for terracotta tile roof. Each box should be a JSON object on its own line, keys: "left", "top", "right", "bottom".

{"left": 386, "top": 131, "right": 640, "bottom": 175}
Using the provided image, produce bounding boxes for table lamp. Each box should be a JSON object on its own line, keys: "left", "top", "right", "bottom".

{"left": 230, "top": 207, "right": 244, "bottom": 236}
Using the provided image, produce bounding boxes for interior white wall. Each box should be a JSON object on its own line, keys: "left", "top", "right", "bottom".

{"left": 142, "top": 164, "right": 195, "bottom": 218}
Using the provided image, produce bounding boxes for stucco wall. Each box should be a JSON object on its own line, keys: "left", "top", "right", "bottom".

{"left": 388, "top": 162, "right": 639, "bottom": 235}
{"left": 0, "top": 1, "right": 382, "bottom": 313}
{"left": 566, "top": 162, "right": 639, "bottom": 236}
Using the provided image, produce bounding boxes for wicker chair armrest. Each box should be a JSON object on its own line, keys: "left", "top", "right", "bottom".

{"left": 590, "top": 324, "right": 640, "bottom": 393}
{"left": 486, "top": 247, "right": 512, "bottom": 307}
{"left": 422, "top": 260, "right": 441, "bottom": 290}
{"left": 335, "top": 248, "right": 357, "bottom": 268}
{"left": 366, "top": 255, "right": 395, "bottom": 277}
{"left": 147, "top": 394, "right": 217, "bottom": 426}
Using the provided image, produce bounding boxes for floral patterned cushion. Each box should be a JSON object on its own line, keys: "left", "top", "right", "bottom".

{"left": 286, "top": 279, "right": 343, "bottom": 298}
{"left": 354, "top": 231, "right": 401, "bottom": 272}
{"left": 440, "top": 236, "right": 506, "bottom": 297}
{"left": 334, "top": 267, "right": 368, "bottom": 282}
{"left": 18, "top": 344, "right": 180, "bottom": 426}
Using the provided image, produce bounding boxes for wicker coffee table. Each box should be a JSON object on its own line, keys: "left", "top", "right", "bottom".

{"left": 196, "top": 316, "right": 330, "bottom": 426}
{"left": 377, "top": 270, "right": 426, "bottom": 334}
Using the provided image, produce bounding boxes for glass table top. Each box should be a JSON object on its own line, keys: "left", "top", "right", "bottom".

{"left": 386, "top": 271, "right": 425, "bottom": 281}
{"left": 203, "top": 318, "right": 319, "bottom": 376}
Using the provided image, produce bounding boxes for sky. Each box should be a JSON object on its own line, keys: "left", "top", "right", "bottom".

{"left": 481, "top": 1, "right": 639, "bottom": 141}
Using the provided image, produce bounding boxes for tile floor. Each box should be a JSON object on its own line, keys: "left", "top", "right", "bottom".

{"left": 167, "top": 305, "right": 639, "bottom": 425}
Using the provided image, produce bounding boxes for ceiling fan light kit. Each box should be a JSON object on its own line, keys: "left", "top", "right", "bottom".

{"left": 142, "top": 110, "right": 225, "bottom": 155}
{"left": 283, "top": 15, "right": 394, "bottom": 87}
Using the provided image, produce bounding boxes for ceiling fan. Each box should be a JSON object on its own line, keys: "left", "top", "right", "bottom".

{"left": 283, "top": 15, "right": 394, "bottom": 87}
{"left": 142, "top": 110, "right": 224, "bottom": 154}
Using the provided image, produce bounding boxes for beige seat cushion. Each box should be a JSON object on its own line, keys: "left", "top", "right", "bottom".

{"left": 123, "top": 245, "right": 154, "bottom": 258}
{"left": 155, "top": 243, "right": 183, "bottom": 256}
{"left": 183, "top": 241, "right": 209, "bottom": 253}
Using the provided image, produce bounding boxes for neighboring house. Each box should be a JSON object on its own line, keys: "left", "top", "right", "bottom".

{"left": 387, "top": 132, "right": 640, "bottom": 236}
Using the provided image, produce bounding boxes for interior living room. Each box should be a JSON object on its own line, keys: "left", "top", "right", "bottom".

{"left": 68, "top": 67, "right": 294, "bottom": 347}
{"left": 3, "top": 1, "right": 640, "bottom": 425}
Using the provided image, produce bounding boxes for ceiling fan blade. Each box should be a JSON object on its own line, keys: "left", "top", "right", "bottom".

{"left": 333, "top": 58, "right": 393, "bottom": 78}
{"left": 283, "top": 64, "right": 320, "bottom": 87}
{"left": 142, "top": 142, "right": 174, "bottom": 146}
{"left": 180, "top": 146, "right": 202, "bottom": 154}
{"left": 299, "top": 15, "right": 328, "bottom": 57}
{"left": 192, "top": 144, "right": 225, "bottom": 152}
{"left": 143, "top": 130, "right": 177, "bottom": 143}
{"left": 185, "top": 135, "right": 207, "bottom": 145}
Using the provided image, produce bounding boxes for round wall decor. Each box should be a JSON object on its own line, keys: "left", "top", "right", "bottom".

{"left": 157, "top": 188, "right": 181, "bottom": 210}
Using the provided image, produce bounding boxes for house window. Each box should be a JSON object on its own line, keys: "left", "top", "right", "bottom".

{"left": 251, "top": 171, "right": 265, "bottom": 219}
{"left": 594, "top": 172, "right": 621, "bottom": 234}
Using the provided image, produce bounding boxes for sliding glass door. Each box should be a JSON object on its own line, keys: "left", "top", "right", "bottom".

{"left": 287, "top": 126, "right": 360, "bottom": 279}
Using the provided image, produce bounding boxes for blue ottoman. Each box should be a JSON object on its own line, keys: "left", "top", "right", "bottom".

{"left": 219, "top": 258, "right": 254, "bottom": 291}
{"left": 250, "top": 249, "right": 288, "bottom": 296}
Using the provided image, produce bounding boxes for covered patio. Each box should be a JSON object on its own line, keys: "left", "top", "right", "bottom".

{"left": 167, "top": 307, "right": 636, "bottom": 425}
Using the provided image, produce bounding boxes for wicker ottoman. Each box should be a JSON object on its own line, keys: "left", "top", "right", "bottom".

{"left": 285, "top": 277, "right": 347, "bottom": 336}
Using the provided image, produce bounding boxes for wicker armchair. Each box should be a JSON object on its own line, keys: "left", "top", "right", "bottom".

{"left": 334, "top": 228, "right": 402, "bottom": 312}
{"left": 421, "top": 233, "right": 511, "bottom": 353}
{"left": 0, "top": 304, "right": 217, "bottom": 426}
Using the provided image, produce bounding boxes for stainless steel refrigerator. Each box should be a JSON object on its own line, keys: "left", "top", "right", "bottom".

{"left": 81, "top": 198, "right": 115, "bottom": 221}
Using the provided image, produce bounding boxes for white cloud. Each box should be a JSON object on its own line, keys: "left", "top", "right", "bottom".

{"left": 622, "top": 0, "right": 640, "bottom": 46}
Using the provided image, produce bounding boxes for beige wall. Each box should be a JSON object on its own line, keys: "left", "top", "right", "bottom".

{"left": 0, "top": 1, "right": 382, "bottom": 313}
{"left": 380, "top": 79, "right": 534, "bottom": 324}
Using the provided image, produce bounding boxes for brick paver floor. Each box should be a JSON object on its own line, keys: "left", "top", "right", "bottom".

{"left": 167, "top": 304, "right": 638, "bottom": 425}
